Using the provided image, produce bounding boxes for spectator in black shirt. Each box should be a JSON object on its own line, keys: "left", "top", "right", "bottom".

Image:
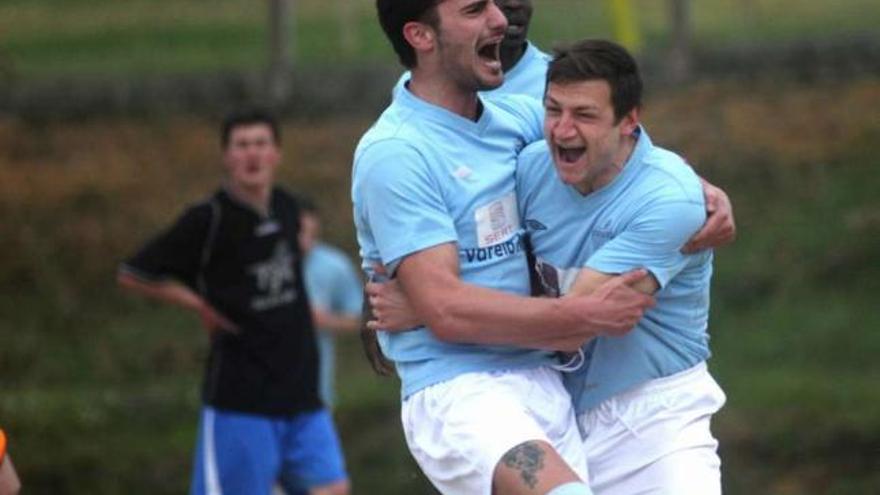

{"left": 118, "top": 108, "right": 350, "bottom": 495}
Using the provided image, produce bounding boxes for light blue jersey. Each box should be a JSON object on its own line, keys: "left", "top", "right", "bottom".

{"left": 392, "top": 42, "right": 551, "bottom": 102}
{"left": 516, "top": 128, "right": 713, "bottom": 414}
{"left": 352, "top": 87, "right": 555, "bottom": 398}
{"left": 303, "top": 243, "right": 363, "bottom": 407}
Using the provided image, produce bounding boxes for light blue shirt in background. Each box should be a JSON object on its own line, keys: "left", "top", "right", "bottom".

{"left": 516, "top": 128, "right": 714, "bottom": 414}
{"left": 392, "top": 42, "right": 551, "bottom": 102}
{"left": 303, "top": 242, "right": 363, "bottom": 407}
{"left": 352, "top": 86, "right": 554, "bottom": 398}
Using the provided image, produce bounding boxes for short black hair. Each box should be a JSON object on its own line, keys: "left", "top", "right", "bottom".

{"left": 220, "top": 107, "right": 281, "bottom": 148}
{"left": 376, "top": 0, "right": 442, "bottom": 68}
{"left": 547, "top": 39, "right": 643, "bottom": 122}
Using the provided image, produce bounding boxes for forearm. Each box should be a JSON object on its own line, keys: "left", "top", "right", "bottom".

{"left": 117, "top": 272, "right": 204, "bottom": 313}
{"left": 315, "top": 311, "right": 361, "bottom": 334}
{"left": 569, "top": 268, "right": 657, "bottom": 297}
{"left": 390, "top": 243, "right": 651, "bottom": 351}
{"left": 409, "top": 278, "right": 598, "bottom": 350}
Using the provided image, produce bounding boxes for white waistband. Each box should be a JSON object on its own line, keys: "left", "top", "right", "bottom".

{"left": 612, "top": 361, "right": 710, "bottom": 403}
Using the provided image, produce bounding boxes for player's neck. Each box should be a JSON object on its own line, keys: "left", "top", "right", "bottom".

{"left": 226, "top": 181, "right": 272, "bottom": 216}
{"left": 500, "top": 41, "right": 527, "bottom": 73}
{"left": 408, "top": 70, "right": 481, "bottom": 121}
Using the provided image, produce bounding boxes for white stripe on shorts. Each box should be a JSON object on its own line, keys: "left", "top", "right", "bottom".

{"left": 203, "top": 409, "right": 223, "bottom": 495}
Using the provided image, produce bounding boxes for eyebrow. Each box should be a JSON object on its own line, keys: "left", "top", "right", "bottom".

{"left": 545, "top": 96, "right": 600, "bottom": 112}
{"left": 461, "top": 0, "right": 489, "bottom": 13}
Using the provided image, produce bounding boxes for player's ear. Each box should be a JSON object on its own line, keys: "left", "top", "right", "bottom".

{"left": 403, "top": 21, "right": 436, "bottom": 54}
{"left": 619, "top": 107, "right": 640, "bottom": 135}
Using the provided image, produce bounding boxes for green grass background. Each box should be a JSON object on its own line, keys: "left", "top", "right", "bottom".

{"left": 1, "top": 0, "right": 878, "bottom": 78}
{"left": 1, "top": 1, "right": 880, "bottom": 494}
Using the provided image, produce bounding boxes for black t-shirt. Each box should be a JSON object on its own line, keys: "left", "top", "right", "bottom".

{"left": 122, "top": 188, "right": 321, "bottom": 416}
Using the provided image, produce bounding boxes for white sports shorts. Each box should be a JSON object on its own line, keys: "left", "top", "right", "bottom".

{"left": 401, "top": 366, "right": 588, "bottom": 495}
{"left": 578, "top": 362, "right": 726, "bottom": 495}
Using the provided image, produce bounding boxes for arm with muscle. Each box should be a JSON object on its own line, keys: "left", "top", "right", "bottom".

{"left": 380, "top": 242, "right": 653, "bottom": 351}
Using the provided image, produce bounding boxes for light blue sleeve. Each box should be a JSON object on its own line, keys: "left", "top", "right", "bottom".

{"left": 586, "top": 200, "right": 706, "bottom": 288}
{"left": 358, "top": 139, "right": 458, "bottom": 272}
{"left": 515, "top": 140, "right": 550, "bottom": 219}
{"left": 332, "top": 256, "right": 364, "bottom": 316}
{"left": 492, "top": 94, "right": 545, "bottom": 144}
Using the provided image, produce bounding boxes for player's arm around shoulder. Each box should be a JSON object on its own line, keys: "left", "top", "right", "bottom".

{"left": 686, "top": 173, "right": 737, "bottom": 252}
{"left": 367, "top": 243, "right": 651, "bottom": 352}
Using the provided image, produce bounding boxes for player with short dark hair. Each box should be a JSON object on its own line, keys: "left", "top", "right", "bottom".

{"left": 518, "top": 38, "right": 726, "bottom": 494}
{"left": 392, "top": 0, "right": 550, "bottom": 101}
{"left": 118, "top": 108, "right": 349, "bottom": 495}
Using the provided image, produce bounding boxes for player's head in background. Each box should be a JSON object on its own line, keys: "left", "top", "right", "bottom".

{"left": 543, "top": 39, "right": 643, "bottom": 194}
{"left": 494, "top": 0, "right": 534, "bottom": 70}
{"left": 298, "top": 197, "right": 321, "bottom": 254}
{"left": 376, "top": 0, "right": 508, "bottom": 92}
{"left": 219, "top": 107, "right": 282, "bottom": 193}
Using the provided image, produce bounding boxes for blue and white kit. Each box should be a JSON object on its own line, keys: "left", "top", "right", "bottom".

{"left": 303, "top": 242, "right": 363, "bottom": 407}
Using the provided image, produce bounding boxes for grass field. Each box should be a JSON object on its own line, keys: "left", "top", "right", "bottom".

{"left": 1, "top": 0, "right": 878, "bottom": 78}
{"left": 1, "top": 75, "right": 879, "bottom": 493}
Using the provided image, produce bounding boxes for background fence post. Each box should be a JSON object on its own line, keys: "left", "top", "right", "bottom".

{"left": 267, "top": 0, "right": 294, "bottom": 106}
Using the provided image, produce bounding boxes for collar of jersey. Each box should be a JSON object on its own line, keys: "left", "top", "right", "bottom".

{"left": 219, "top": 186, "right": 277, "bottom": 220}
{"left": 396, "top": 83, "right": 492, "bottom": 136}
{"left": 502, "top": 41, "right": 539, "bottom": 82}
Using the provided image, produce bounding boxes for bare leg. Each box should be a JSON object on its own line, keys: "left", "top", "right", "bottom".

{"left": 492, "top": 440, "right": 584, "bottom": 495}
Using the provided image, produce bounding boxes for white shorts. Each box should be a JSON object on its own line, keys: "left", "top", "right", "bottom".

{"left": 402, "top": 366, "right": 588, "bottom": 495}
{"left": 578, "top": 362, "right": 726, "bottom": 495}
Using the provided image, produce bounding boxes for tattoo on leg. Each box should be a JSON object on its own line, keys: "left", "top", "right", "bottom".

{"left": 501, "top": 441, "right": 546, "bottom": 489}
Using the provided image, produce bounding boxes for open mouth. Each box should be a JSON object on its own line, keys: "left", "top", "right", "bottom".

{"left": 477, "top": 40, "right": 502, "bottom": 69}
{"left": 556, "top": 145, "right": 586, "bottom": 163}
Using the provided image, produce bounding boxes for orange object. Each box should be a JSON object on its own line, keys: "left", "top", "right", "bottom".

{"left": 0, "top": 429, "right": 6, "bottom": 460}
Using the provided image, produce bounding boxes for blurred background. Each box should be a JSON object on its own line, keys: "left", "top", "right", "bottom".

{"left": 1, "top": 0, "right": 879, "bottom": 493}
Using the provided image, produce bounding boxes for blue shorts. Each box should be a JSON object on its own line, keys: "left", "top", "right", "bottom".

{"left": 190, "top": 406, "right": 348, "bottom": 495}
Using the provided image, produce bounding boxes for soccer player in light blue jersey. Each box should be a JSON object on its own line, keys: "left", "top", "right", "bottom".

{"left": 392, "top": 0, "right": 550, "bottom": 101}
{"left": 517, "top": 39, "right": 726, "bottom": 494}
{"left": 299, "top": 201, "right": 363, "bottom": 409}
{"left": 354, "top": 1, "right": 657, "bottom": 494}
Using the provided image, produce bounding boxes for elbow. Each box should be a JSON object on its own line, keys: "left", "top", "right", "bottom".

{"left": 116, "top": 271, "right": 132, "bottom": 290}
{"left": 116, "top": 271, "right": 143, "bottom": 293}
